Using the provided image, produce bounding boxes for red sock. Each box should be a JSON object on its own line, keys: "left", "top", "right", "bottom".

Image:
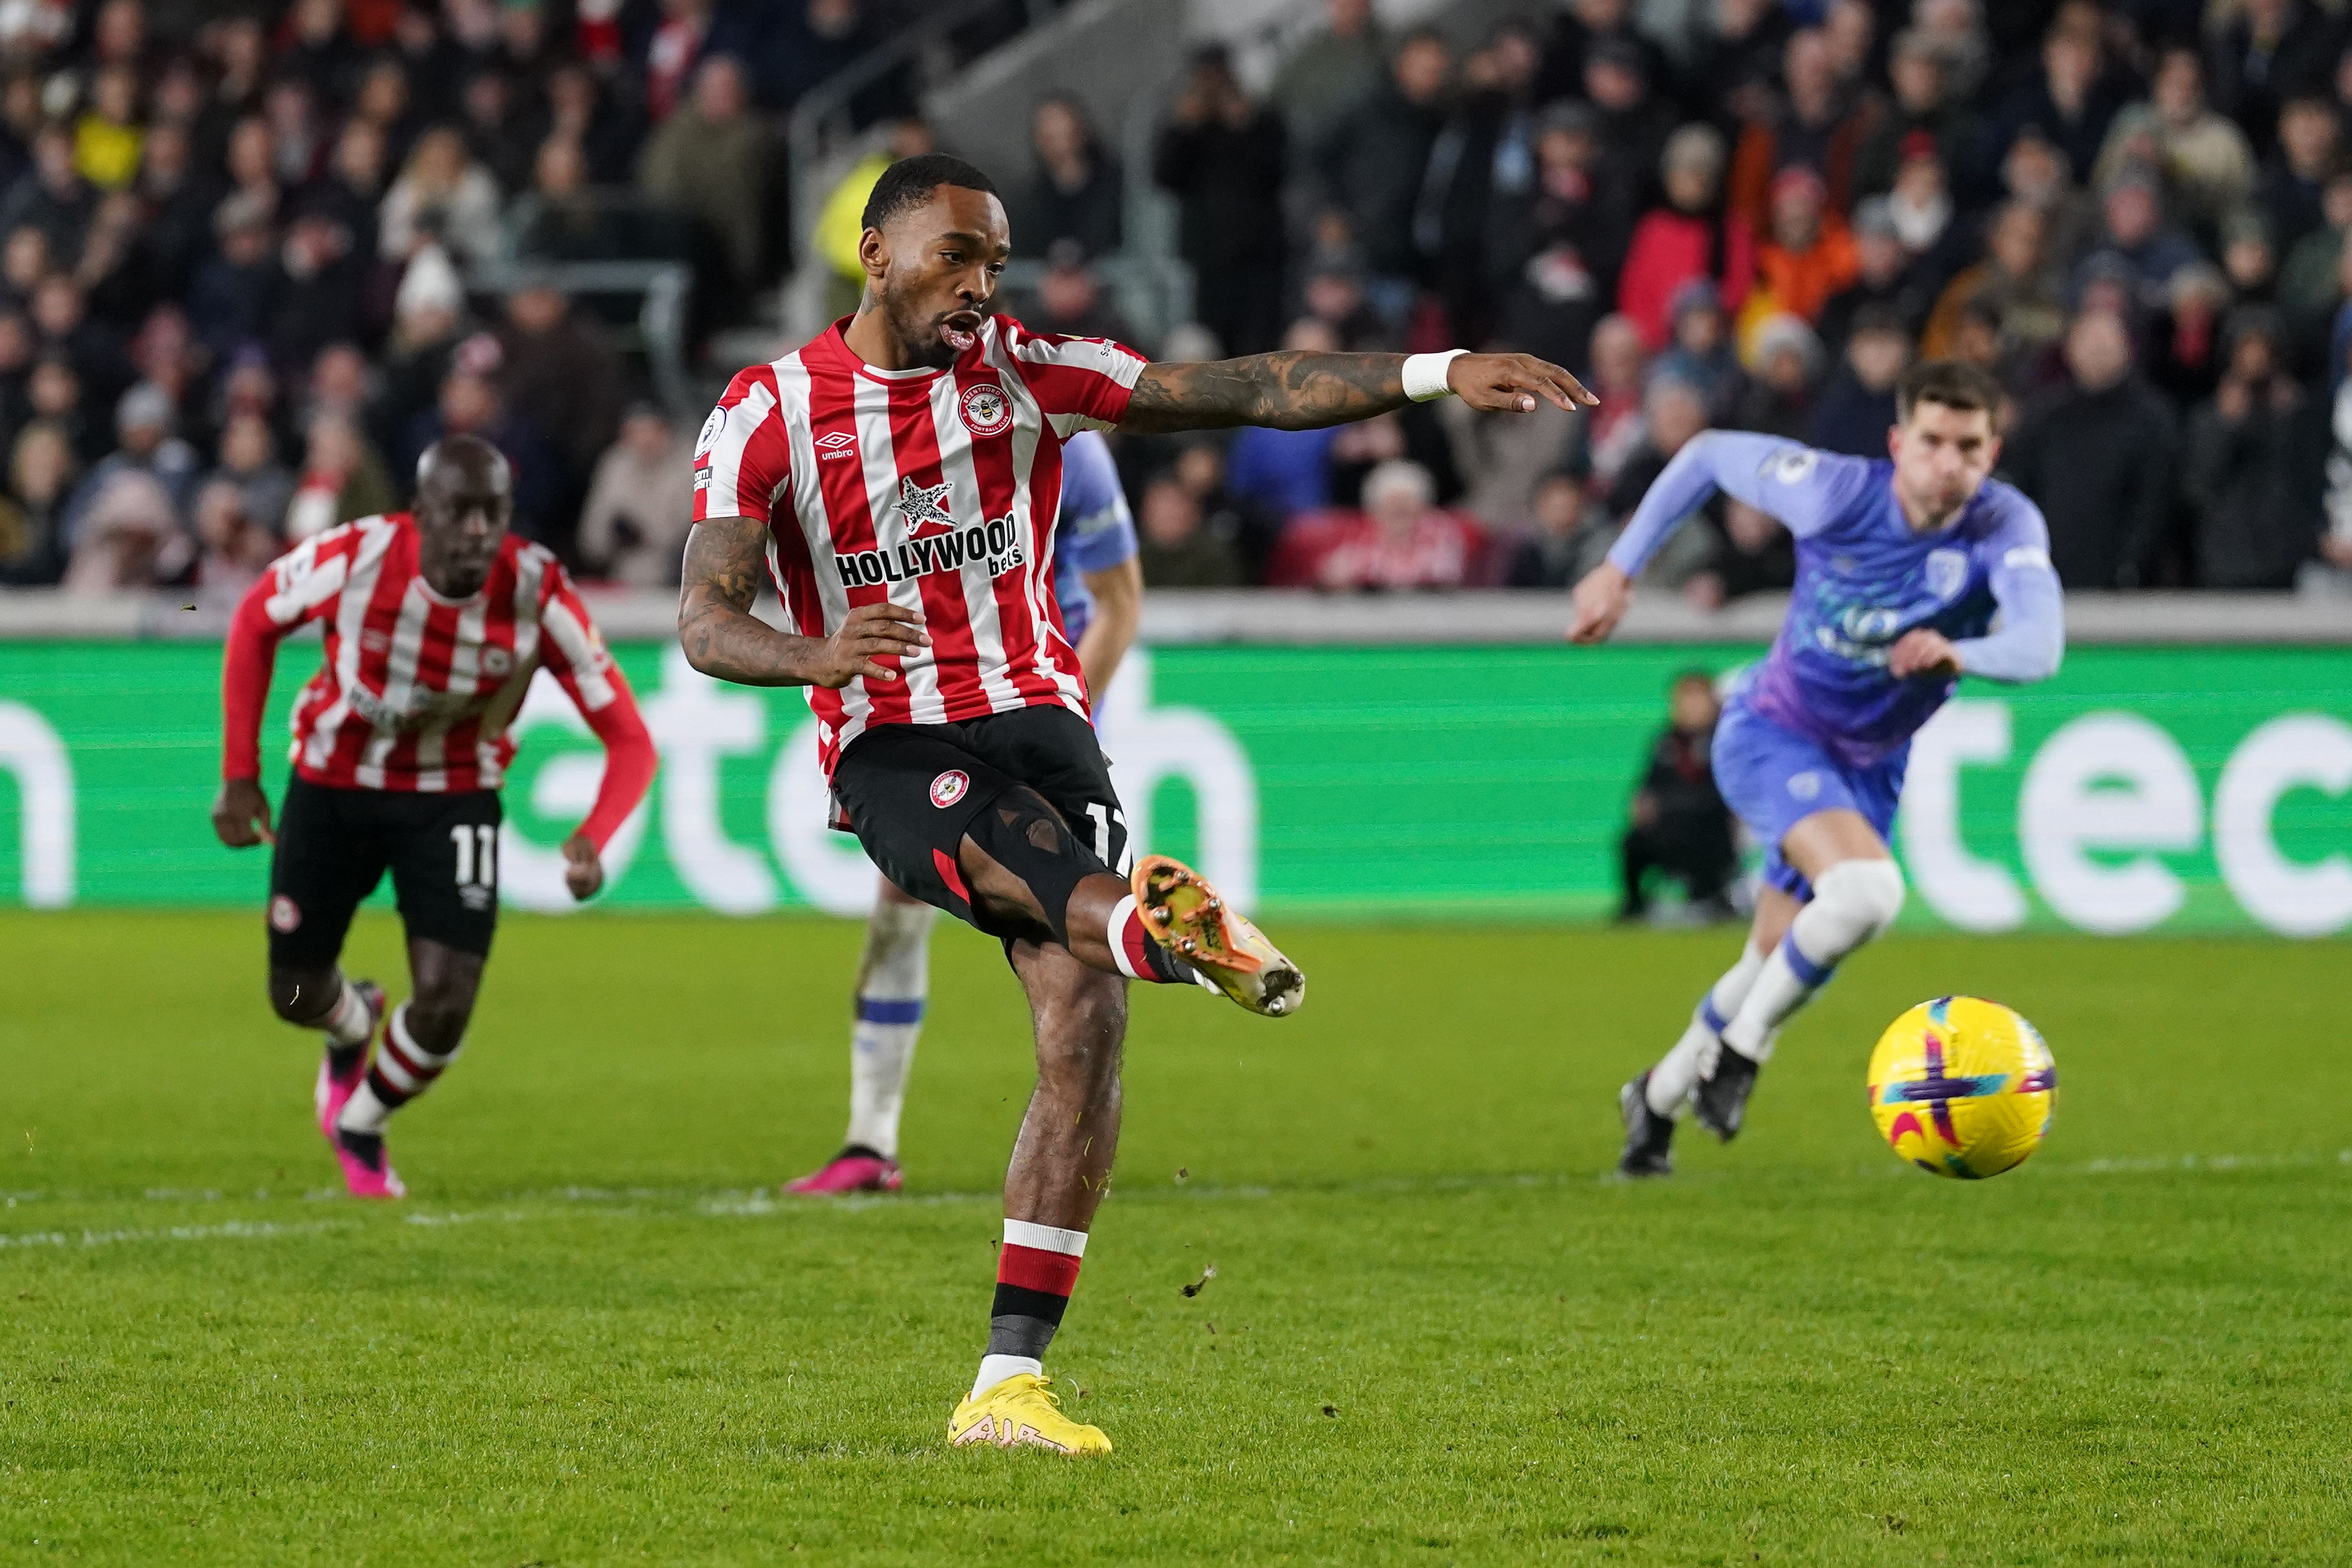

{"left": 1106, "top": 894, "right": 1194, "bottom": 984}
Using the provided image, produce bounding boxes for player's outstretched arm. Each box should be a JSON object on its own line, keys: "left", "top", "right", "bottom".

{"left": 678, "top": 516, "right": 930, "bottom": 687}
{"left": 1116, "top": 350, "right": 1594, "bottom": 435}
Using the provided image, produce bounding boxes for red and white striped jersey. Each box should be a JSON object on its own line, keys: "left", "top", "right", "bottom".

{"left": 692, "top": 315, "right": 1145, "bottom": 774}
{"left": 240, "top": 512, "right": 623, "bottom": 792}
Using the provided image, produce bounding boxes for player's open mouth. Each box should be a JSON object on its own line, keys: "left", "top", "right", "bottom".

{"left": 940, "top": 312, "right": 983, "bottom": 352}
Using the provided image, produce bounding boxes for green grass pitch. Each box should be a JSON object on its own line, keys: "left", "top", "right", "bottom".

{"left": 6, "top": 909, "right": 2350, "bottom": 1565}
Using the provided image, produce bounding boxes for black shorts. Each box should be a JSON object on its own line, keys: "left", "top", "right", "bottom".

{"left": 830, "top": 705, "right": 1130, "bottom": 936}
{"left": 267, "top": 777, "right": 503, "bottom": 967}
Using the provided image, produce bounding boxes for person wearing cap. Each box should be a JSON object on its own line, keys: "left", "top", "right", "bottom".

{"left": 1743, "top": 166, "right": 1859, "bottom": 337}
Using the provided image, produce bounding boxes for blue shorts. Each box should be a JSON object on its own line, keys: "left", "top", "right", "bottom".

{"left": 1711, "top": 696, "right": 1907, "bottom": 901}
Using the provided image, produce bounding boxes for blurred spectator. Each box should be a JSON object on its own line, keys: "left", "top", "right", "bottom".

{"left": 29, "top": 355, "right": 96, "bottom": 466}
{"left": 1619, "top": 124, "right": 1753, "bottom": 351}
{"left": 187, "top": 474, "right": 279, "bottom": 608}
{"left": 1921, "top": 200, "right": 2065, "bottom": 361}
{"left": 639, "top": 54, "right": 771, "bottom": 316}
{"left": 1170, "top": 440, "right": 1283, "bottom": 579}
{"left": 272, "top": 213, "right": 363, "bottom": 372}
{"left": 2184, "top": 309, "right": 2329, "bottom": 587}
{"left": 1689, "top": 0, "right": 1795, "bottom": 122}
{"left": 459, "top": 67, "right": 536, "bottom": 198}
{"left": 1009, "top": 96, "right": 1122, "bottom": 261}
{"left": 1583, "top": 37, "right": 1676, "bottom": 211}
{"left": 2258, "top": 96, "right": 2341, "bottom": 258}
{"left": 1426, "top": 20, "right": 1546, "bottom": 349}
{"left": 1818, "top": 196, "right": 1936, "bottom": 355}
{"left": 1690, "top": 495, "right": 1796, "bottom": 603}
{"left": 578, "top": 405, "right": 693, "bottom": 586}
{"left": 1316, "top": 31, "right": 1449, "bottom": 322}
{"left": 379, "top": 125, "right": 501, "bottom": 264}
{"left": 1729, "top": 29, "right": 1877, "bottom": 235}
{"left": 1300, "top": 265, "right": 1390, "bottom": 350}
{"left": 0, "top": 121, "right": 94, "bottom": 262}
{"left": 1653, "top": 282, "right": 1746, "bottom": 418}
{"left": 188, "top": 192, "right": 278, "bottom": 362}
{"left": 1135, "top": 472, "right": 1244, "bottom": 587}
{"left": 1579, "top": 312, "right": 1653, "bottom": 488}
{"left": 497, "top": 276, "right": 621, "bottom": 516}
{"left": 1154, "top": 48, "right": 1288, "bottom": 356}
{"left": 376, "top": 244, "right": 467, "bottom": 456}
{"left": 74, "top": 65, "right": 144, "bottom": 192}
{"left": 63, "top": 381, "right": 196, "bottom": 561}
{"left": 2073, "top": 169, "right": 2202, "bottom": 310}
{"left": 2206, "top": 0, "right": 2340, "bottom": 160}
{"left": 402, "top": 358, "right": 559, "bottom": 541}
{"left": 643, "top": 0, "right": 717, "bottom": 124}
{"left": 2279, "top": 173, "right": 2352, "bottom": 330}
{"left": 136, "top": 122, "right": 215, "bottom": 289}
{"left": 285, "top": 411, "right": 394, "bottom": 541}
{"left": 1618, "top": 670, "right": 1737, "bottom": 923}
{"left": 1273, "top": 0, "right": 1388, "bottom": 154}
{"left": 540, "top": 62, "right": 640, "bottom": 189}
{"left": 306, "top": 118, "right": 388, "bottom": 269}
{"left": 1731, "top": 314, "right": 1824, "bottom": 437}
{"left": 2001, "top": 126, "right": 2096, "bottom": 272}
{"left": 1226, "top": 319, "right": 1345, "bottom": 523}
{"left": 1270, "top": 458, "right": 1483, "bottom": 592}
{"left": 1809, "top": 306, "right": 1913, "bottom": 455}
{"left": 2004, "top": 310, "right": 2178, "bottom": 588}
{"left": 60, "top": 463, "right": 184, "bottom": 593}
{"left": 0, "top": 419, "right": 73, "bottom": 584}
{"left": 1502, "top": 470, "right": 1595, "bottom": 589}
{"left": 1983, "top": 18, "right": 2126, "bottom": 187}
{"left": 1854, "top": 32, "right": 1973, "bottom": 200}
{"left": 1488, "top": 102, "right": 1633, "bottom": 370}
{"left": 1606, "top": 380, "right": 1715, "bottom": 589}
{"left": 2150, "top": 262, "right": 2234, "bottom": 407}
{"left": 750, "top": 0, "right": 913, "bottom": 126}
{"left": 2220, "top": 207, "right": 2280, "bottom": 307}
{"left": 210, "top": 410, "right": 294, "bottom": 539}
{"left": 1536, "top": 0, "right": 1671, "bottom": 114}
{"left": 1746, "top": 167, "right": 1858, "bottom": 331}
{"left": 2094, "top": 46, "right": 2255, "bottom": 234}
{"left": 1024, "top": 243, "right": 1137, "bottom": 345}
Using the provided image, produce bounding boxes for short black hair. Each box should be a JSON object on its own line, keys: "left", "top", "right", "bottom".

{"left": 861, "top": 152, "right": 1000, "bottom": 233}
{"left": 1896, "top": 359, "right": 2002, "bottom": 423}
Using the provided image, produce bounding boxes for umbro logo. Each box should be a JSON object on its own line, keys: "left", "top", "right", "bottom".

{"left": 815, "top": 431, "right": 858, "bottom": 462}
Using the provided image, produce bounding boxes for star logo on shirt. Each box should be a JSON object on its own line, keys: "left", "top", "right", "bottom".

{"left": 897, "top": 475, "right": 955, "bottom": 535}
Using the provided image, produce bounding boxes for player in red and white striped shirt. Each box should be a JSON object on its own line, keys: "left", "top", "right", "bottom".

{"left": 212, "top": 437, "right": 656, "bottom": 1199}
{"left": 677, "top": 154, "right": 1592, "bottom": 1454}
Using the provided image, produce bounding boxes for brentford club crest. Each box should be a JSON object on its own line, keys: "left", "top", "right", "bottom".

{"left": 929, "top": 769, "right": 970, "bottom": 808}
{"left": 960, "top": 383, "right": 1012, "bottom": 437}
{"left": 269, "top": 895, "right": 302, "bottom": 933}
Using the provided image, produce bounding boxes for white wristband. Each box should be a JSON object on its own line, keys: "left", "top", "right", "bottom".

{"left": 1401, "top": 349, "right": 1466, "bottom": 402}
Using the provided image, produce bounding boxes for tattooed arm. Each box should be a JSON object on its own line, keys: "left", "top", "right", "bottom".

{"left": 677, "top": 516, "right": 928, "bottom": 687}
{"left": 1116, "top": 350, "right": 1595, "bottom": 435}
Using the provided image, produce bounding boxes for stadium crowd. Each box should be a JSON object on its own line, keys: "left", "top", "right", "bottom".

{"left": 1114, "top": 0, "right": 2352, "bottom": 597}
{"left": 2, "top": 0, "right": 2350, "bottom": 603}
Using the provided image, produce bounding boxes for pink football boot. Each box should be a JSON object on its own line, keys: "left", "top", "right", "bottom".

{"left": 330, "top": 1127, "right": 407, "bottom": 1200}
{"left": 313, "top": 980, "right": 385, "bottom": 1138}
{"left": 783, "top": 1147, "right": 903, "bottom": 1195}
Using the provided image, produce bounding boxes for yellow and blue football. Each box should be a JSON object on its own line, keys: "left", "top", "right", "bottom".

{"left": 1867, "top": 996, "right": 2057, "bottom": 1179}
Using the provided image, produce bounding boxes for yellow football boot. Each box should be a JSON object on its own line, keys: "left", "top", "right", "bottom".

{"left": 948, "top": 1373, "right": 1112, "bottom": 1455}
{"left": 1131, "top": 854, "right": 1305, "bottom": 1017}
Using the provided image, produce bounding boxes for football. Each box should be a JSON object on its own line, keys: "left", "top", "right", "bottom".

{"left": 1867, "top": 996, "right": 2058, "bottom": 1179}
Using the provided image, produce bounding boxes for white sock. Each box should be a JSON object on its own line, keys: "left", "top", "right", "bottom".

{"left": 845, "top": 900, "right": 935, "bottom": 1159}
{"left": 1721, "top": 860, "right": 1906, "bottom": 1062}
{"left": 972, "top": 1353, "right": 1043, "bottom": 1400}
{"left": 1646, "top": 942, "right": 1767, "bottom": 1116}
{"left": 337, "top": 1078, "right": 393, "bottom": 1135}
{"left": 321, "top": 979, "right": 374, "bottom": 1048}
{"left": 339, "top": 1004, "right": 461, "bottom": 1133}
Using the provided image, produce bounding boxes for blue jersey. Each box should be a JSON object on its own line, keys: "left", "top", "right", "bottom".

{"left": 1609, "top": 431, "right": 2064, "bottom": 765}
{"left": 1053, "top": 430, "right": 1138, "bottom": 646}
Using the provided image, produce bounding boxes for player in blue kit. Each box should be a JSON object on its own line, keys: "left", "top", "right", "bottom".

{"left": 786, "top": 428, "right": 1145, "bottom": 1194}
{"left": 1567, "top": 361, "right": 2065, "bottom": 1177}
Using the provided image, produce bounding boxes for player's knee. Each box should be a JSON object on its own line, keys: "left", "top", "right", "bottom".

{"left": 268, "top": 967, "right": 334, "bottom": 1024}
{"left": 1813, "top": 858, "right": 1906, "bottom": 945}
{"left": 964, "top": 787, "right": 1101, "bottom": 947}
